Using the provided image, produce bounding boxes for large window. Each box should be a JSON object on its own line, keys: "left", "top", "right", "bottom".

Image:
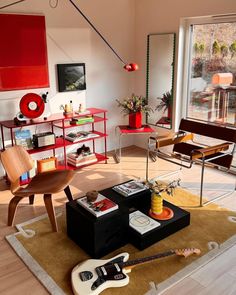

{"left": 186, "top": 20, "right": 236, "bottom": 127}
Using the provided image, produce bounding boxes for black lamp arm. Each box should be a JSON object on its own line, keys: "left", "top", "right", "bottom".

{"left": 0, "top": 0, "right": 26, "bottom": 10}
{"left": 68, "top": 0, "right": 126, "bottom": 65}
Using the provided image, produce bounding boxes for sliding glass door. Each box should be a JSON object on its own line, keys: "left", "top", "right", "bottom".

{"left": 186, "top": 21, "right": 236, "bottom": 127}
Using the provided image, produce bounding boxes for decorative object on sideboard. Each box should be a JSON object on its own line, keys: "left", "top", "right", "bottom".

{"left": 86, "top": 190, "right": 99, "bottom": 202}
{"left": 116, "top": 94, "right": 152, "bottom": 129}
{"left": 60, "top": 103, "right": 73, "bottom": 116}
{"left": 37, "top": 157, "right": 57, "bottom": 173}
{"left": 32, "top": 132, "right": 56, "bottom": 148}
{"left": 77, "top": 144, "right": 91, "bottom": 156}
{"left": 14, "top": 92, "right": 50, "bottom": 125}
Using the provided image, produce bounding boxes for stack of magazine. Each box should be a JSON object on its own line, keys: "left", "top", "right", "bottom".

{"left": 67, "top": 152, "right": 97, "bottom": 167}
{"left": 65, "top": 131, "right": 99, "bottom": 143}
{"left": 112, "top": 180, "right": 148, "bottom": 197}
{"left": 77, "top": 193, "right": 118, "bottom": 217}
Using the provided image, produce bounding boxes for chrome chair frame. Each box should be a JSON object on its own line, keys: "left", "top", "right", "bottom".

{"left": 146, "top": 119, "right": 236, "bottom": 207}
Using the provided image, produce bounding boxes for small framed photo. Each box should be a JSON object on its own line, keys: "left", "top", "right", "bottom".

{"left": 57, "top": 63, "right": 86, "bottom": 92}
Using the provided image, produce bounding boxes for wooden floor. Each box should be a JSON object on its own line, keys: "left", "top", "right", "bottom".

{"left": 0, "top": 146, "right": 235, "bottom": 295}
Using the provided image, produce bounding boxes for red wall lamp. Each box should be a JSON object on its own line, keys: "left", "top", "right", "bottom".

{"left": 0, "top": 0, "right": 139, "bottom": 72}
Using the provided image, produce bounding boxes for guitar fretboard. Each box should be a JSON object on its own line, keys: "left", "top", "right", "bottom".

{"left": 122, "top": 250, "right": 175, "bottom": 268}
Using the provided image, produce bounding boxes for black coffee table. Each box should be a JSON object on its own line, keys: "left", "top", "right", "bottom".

{"left": 66, "top": 183, "right": 190, "bottom": 257}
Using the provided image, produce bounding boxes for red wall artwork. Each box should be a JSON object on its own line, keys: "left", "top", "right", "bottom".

{"left": 0, "top": 14, "right": 49, "bottom": 91}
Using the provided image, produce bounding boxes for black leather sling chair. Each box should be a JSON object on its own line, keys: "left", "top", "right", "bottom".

{"left": 146, "top": 119, "right": 236, "bottom": 206}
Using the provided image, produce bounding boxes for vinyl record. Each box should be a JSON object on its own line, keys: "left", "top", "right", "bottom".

{"left": 20, "top": 93, "right": 45, "bottom": 119}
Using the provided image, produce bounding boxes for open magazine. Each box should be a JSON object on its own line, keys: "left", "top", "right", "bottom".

{"left": 112, "top": 180, "right": 148, "bottom": 197}
{"left": 65, "top": 131, "right": 99, "bottom": 142}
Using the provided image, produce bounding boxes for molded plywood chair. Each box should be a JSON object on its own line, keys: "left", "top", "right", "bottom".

{"left": 0, "top": 145, "right": 75, "bottom": 231}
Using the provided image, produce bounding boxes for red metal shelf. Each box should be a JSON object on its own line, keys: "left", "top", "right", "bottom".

{"left": 53, "top": 116, "right": 107, "bottom": 129}
{"left": 0, "top": 107, "right": 108, "bottom": 170}
{"left": 0, "top": 108, "right": 107, "bottom": 128}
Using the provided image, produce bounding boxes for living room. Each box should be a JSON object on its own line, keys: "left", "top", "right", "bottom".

{"left": 0, "top": 0, "right": 236, "bottom": 295}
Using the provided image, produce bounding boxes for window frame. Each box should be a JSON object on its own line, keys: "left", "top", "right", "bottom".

{"left": 179, "top": 14, "right": 236, "bottom": 124}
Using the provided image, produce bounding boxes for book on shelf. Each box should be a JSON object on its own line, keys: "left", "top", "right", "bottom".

{"left": 112, "top": 180, "right": 148, "bottom": 197}
{"left": 14, "top": 129, "right": 33, "bottom": 149}
{"left": 67, "top": 152, "right": 97, "bottom": 167}
{"left": 65, "top": 131, "right": 99, "bottom": 142}
{"left": 129, "top": 210, "right": 161, "bottom": 235}
{"left": 74, "top": 110, "right": 91, "bottom": 115}
{"left": 69, "top": 116, "right": 94, "bottom": 125}
{"left": 76, "top": 193, "right": 118, "bottom": 217}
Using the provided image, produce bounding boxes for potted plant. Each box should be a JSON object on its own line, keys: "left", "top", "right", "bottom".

{"left": 156, "top": 90, "right": 173, "bottom": 121}
{"left": 116, "top": 94, "right": 152, "bottom": 128}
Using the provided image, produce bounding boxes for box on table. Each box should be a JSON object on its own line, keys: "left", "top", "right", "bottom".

{"left": 66, "top": 198, "right": 129, "bottom": 258}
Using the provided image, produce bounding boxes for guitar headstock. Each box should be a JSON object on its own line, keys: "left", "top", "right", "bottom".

{"left": 175, "top": 248, "right": 201, "bottom": 258}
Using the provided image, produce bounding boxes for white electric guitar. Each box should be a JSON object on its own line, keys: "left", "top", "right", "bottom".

{"left": 71, "top": 248, "right": 201, "bottom": 295}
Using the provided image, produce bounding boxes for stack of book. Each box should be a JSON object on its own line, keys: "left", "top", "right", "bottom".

{"left": 65, "top": 131, "right": 99, "bottom": 143}
{"left": 77, "top": 193, "right": 118, "bottom": 217}
{"left": 129, "top": 210, "right": 160, "bottom": 235}
{"left": 67, "top": 152, "right": 97, "bottom": 167}
{"left": 70, "top": 116, "right": 94, "bottom": 125}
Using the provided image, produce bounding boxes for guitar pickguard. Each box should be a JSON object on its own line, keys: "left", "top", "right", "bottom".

{"left": 91, "top": 255, "right": 127, "bottom": 290}
{"left": 72, "top": 253, "right": 130, "bottom": 295}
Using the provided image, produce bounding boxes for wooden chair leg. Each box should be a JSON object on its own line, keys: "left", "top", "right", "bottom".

{"left": 29, "top": 195, "right": 35, "bottom": 205}
{"left": 8, "top": 196, "right": 22, "bottom": 226}
{"left": 64, "top": 186, "right": 73, "bottom": 201}
{"left": 43, "top": 194, "right": 58, "bottom": 232}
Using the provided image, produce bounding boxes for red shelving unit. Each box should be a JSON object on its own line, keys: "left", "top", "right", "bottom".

{"left": 0, "top": 108, "right": 108, "bottom": 170}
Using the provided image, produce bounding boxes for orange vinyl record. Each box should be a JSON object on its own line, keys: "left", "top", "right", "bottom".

{"left": 20, "top": 93, "right": 45, "bottom": 119}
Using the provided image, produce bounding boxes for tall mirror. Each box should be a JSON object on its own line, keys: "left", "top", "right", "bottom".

{"left": 146, "top": 33, "right": 175, "bottom": 129}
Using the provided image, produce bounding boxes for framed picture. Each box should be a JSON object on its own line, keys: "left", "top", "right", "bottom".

{"left": 57, "top": 63, "right": 86, "bottom": 92}
{"left": 0, "top": 14, "right": 49, "bottom": 91}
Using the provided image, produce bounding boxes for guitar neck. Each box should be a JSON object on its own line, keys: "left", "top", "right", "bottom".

{"left": 122, "top": 250, "right": 175, "bottom": 269}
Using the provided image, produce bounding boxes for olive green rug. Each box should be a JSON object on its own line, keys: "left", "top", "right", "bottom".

{"left": 5, "top": 188, "right": 236, "bottom": 295}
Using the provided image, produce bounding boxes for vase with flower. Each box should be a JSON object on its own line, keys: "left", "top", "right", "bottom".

{"left": 145, "top": 179, "right": 180, "bottom": 220}
{"left": 116, "top": 94, "right": 152, "bottom": 129}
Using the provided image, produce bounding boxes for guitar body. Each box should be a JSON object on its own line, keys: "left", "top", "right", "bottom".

{"left": 71, "top": 252, "right": 130, "bottom": 295}
{"left": 71, "top": 248, "right": 201, "bottom": 295}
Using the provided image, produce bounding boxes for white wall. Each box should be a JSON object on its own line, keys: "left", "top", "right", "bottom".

{"left": 1, "top": 0, "right": 235, "bottom": 175}
{"left": 0, "top": 0, "right": 136, "bottom": 175}
{"left": 134, "top": 0, "right": 236, "bottom": 147}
